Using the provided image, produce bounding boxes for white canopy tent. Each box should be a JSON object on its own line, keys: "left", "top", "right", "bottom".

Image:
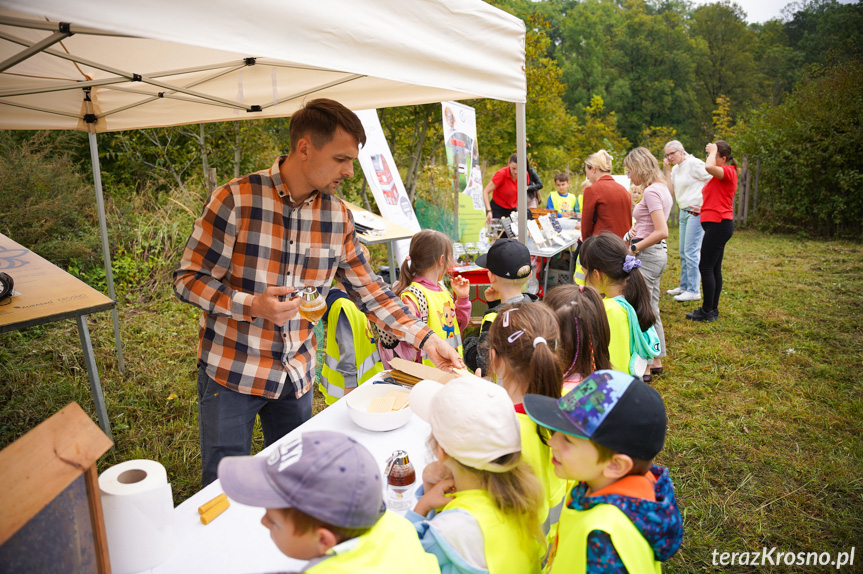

{"left": 0, "top": 0, "right": 530, "bottom": 372}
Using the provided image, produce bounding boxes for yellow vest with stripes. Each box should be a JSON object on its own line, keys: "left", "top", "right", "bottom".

{"left": 403, "top": 282, "right": 463, "bottom": 368}
{"left": 318, "top": 297, "right": 384, "bottom": 405}
{"left": 517, "top": 414, "right": 567, "bottom": 565}
{"left": 549, "top": 497, "right": 660, "bottom": 574}
{"left": 549, "top": 192, "right": 576, "bottom": 215}
{"left": 443, "top": 489, "right": 541, "bottom": 574}
{"left": 306, "top": 510, "right": 440, "bottom": 574}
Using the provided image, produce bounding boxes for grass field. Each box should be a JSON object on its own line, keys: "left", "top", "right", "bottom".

{"left": 1, "top": 228, "right": 861, "bottom": 572}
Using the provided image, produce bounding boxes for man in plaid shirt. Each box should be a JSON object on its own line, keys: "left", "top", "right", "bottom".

{"left": 175, "top": 99, "right": 463, "bottom": 485}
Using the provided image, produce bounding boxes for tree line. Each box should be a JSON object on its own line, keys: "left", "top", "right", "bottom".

{"left": 1, "top": 0, "right": 861, "bottom": 281}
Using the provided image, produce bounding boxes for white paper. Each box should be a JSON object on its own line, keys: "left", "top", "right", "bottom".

{"left": 100, "top": 459, "right": 175, "bottom": 574}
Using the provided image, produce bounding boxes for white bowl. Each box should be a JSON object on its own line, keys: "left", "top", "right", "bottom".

{"left": 345, "top": 383, "right": 412, "bottom": 432}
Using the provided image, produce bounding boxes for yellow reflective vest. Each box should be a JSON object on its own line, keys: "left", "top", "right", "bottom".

{"left": 306, "top": 510, "right": 440, "bottom": 574}
{"left": 517, "top": 413, "right": 567, "bottom": 560}
{"left": 318, "top": 297, "right": 384, "bottom": 405}
{"left": 548, "top": 496, "right": 660, "bottom": 574}
{"left": 548, "top": 192, "right": 576, "bottom": 215}
{"left": 443, "top": 489, "right": 542, "bottom": 574}
{"left": 402, "top": 283, "right": 463, "bottom": 368}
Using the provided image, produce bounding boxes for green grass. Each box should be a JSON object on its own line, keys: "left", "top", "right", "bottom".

{"left": 1, "top": 229, "right": 861, "bottom": 572}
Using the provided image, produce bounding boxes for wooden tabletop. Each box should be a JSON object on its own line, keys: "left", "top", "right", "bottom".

{"left": 341, "top": 200, "right": 417, "bottom": 245}
{"left": 0, "top": 233, "right": 115, "bottom": 333}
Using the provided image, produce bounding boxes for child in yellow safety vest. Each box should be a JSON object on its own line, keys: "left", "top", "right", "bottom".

{"left": 580, "top": 233, "right": 661, "bottom": 380}
{"left": 543, "top": 284, "right": 613, "bottom": 394}
{"left": 218, "top": 431, "right": 440, "bottom": 574}
{"left": 318, "top": 274, "right": 384, "bottom": 405}
{"left": 523, "top": 370, "right": 683, "bottom": 573}
{"left": 545, "top": 173, "right": 581, "bottom": 220}
{"left": 463, "top": 237, "right": 536, "bottom": 374}
{"left": 380, "top": 229, "right": 470, "bottom": 369}
{"left": 482, "top": 302, "right": 569, "bottom": 566}
{"left": 407, "top": 376, "right": 545, "bottom": 574}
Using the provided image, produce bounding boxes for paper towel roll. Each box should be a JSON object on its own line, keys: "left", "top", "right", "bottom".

{"left": 99, "top": 459, "right": 175, "bottom": 574}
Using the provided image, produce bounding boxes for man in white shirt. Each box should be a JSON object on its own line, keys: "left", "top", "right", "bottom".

{"left": 663, "top": 140, "right": 712, "bottom": 302}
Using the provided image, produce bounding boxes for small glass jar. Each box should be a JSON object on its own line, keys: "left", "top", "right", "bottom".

{"left": 297, "top": 287, "right": 327, "bottom": 324}
{"left": 384, "top": 450, "right": 416, "bottom": 511}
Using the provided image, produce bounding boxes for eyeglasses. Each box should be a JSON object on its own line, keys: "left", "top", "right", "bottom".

{"left": 664, "top": 150, "right": 680, "bottom": 159}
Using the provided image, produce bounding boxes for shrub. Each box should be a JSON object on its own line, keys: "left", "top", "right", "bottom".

{"left": 738, "top": 59, "right": 863, "bottom": 238}
{"left": 0, "top": 132, "right": 102, "bottom": 267}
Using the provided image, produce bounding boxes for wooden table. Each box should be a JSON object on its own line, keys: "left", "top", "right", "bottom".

{"left": 342, "top": 200, "right": 417, "bottom": 283}
{"left": 0, "top": 233, "right": 115, "bottom": 439}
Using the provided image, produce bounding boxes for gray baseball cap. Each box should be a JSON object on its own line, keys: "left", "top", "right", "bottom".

{"left": 218, "top": 430, "right": 386, "bottom": 529}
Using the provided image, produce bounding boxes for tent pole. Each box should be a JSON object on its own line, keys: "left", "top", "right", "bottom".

{"left": 515, "top": 102, "right": 527, "bottom": 247}
{"left": 87, "top": 130, "right": 126, "bottom": 374}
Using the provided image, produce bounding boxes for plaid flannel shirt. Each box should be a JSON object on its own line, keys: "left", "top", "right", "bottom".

{"left": 174, "top": 156, "right": 431, "bottom": 399}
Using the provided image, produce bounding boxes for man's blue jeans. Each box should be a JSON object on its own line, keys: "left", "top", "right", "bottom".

{"left": 197, "top": 366, "right": 312, "bottom": 486}
{"left": 678, "top": 210, "right": 704, "bottom": 293}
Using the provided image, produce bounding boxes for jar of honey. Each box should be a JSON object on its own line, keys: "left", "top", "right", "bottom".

{"left": 384, "top": 450, "right": 416, "bottom": 511}
{"left": 297, "top": 287, "right": 327, "bottom": 324}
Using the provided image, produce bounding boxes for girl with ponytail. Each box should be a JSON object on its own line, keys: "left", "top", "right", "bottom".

{"left": 484, "top": 302, "right": 568, "bottom": 555}
{"left": 580, "top": 232, "right": 661, "bottom": 380}
{"left": 380, "top": 229, "right": 471, "bottom": 368}
{"left": 543, "top": 284, "right": 612, "bottom": 394}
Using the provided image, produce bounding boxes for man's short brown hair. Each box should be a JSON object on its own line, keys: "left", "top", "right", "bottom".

{"left": 289, "top": 98, "right": 367, "bottom": 152}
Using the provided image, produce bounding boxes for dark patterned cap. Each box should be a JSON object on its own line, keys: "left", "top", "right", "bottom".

{"left": 523, "top": 370, "right": 666, "bottom": 460}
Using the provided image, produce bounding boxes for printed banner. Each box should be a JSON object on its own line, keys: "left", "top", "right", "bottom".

{"left": 442, "top": 102, "right": 486, "bottom": 244}
{"left": 356, "top": 109, "right": 421, "bottom": 265}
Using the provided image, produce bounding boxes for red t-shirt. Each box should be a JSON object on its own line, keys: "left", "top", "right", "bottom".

{"left": 700, "top": 165, "right": 737, "bottom": 223}
{"left": 491, "top": 166, "right": 527, "bottom": 210}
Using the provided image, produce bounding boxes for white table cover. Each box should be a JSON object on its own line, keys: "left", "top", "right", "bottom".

{"left": 142, "top": 393, "right": 432, "bottom": 573}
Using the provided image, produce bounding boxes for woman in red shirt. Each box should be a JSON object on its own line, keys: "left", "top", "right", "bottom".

{"left": 687, "top": 140, "right": 737, "bottom": 322}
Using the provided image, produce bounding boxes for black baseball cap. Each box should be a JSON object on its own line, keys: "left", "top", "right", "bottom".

{"left": 523, "top": 370, "right": 667, "bottom": 460}
{"left": 475, "top": 238, "right": 532, "bottom": 280}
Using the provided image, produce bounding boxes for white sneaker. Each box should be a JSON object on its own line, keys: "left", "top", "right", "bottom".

{"left": 667, "top": 287, "right": 684, "bottom": 296}
{"left": 674, "top": 291, "right": 702, "bottom": 302}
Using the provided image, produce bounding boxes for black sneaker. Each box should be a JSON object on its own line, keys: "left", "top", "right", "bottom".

{"left": 710, "top": 309, "right": 720, "bottom": 319}
{"left": 686, "top": 307, "right": 716, "bottom": 322}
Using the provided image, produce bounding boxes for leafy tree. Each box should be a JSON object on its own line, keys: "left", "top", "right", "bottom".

{"left": 737, "top": 59, "right": 863, "bottom": 238}
{"left": 711, "top": 94, "right": 741, "bottom": 142}
{"left": 690, "top": 1, "right": 758, "bottom": 137}
{"left": 572, "top": 95, "right": 631, "bottom": 172}
{"left": 639, "top": 125, "right": 678, "bottom": 159}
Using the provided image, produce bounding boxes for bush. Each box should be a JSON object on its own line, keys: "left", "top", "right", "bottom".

{"left": 0, "top": 132, "right": 102, "bottom": 267}
{"left": 738, "top": 59, "right": 863, "bottom": 238}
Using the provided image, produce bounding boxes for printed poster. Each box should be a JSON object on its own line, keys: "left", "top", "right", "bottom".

{"left": 442, "top": 102, "right": 486, "bottom": 245}
{"left": 356, "top": 109, "right": 421, "bottom": 265}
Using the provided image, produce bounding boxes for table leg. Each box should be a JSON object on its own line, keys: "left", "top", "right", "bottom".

{"left": 76, "top": 314, "right": 113, "bottom": 441}
{"left": 387, "top": 241, "right": 397, "bottom": 286}
{"left": 542, "top": 256, "right": 551, "bottom": 297}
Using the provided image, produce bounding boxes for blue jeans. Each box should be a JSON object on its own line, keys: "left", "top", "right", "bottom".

{"left": 678, "top": 210, "right": 704, "bottom": 293}
{"left": 197, "top": 366, "right": 312, "bottom": 486}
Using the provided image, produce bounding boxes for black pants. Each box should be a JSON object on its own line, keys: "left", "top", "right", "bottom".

{"left": 699, "top": 219, "right": 734, "bottom": 312}
{"left": 490, "top": 199, "right": 514, "bottom": 219}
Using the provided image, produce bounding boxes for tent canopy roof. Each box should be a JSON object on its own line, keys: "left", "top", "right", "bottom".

{"left": 0, "top": 0, "right": 526, "bottom": 132}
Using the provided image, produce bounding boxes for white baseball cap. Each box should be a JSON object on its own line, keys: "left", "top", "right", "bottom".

{"left": 410, "top": 377, "right": 522, "bottom": 472}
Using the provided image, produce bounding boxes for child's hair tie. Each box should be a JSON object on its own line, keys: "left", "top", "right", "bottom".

{"left": 623, "top": 255, "right": 641, "bottom": 273}
{"left": 532, "top": 336, "right": 547, "bottom": 348}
